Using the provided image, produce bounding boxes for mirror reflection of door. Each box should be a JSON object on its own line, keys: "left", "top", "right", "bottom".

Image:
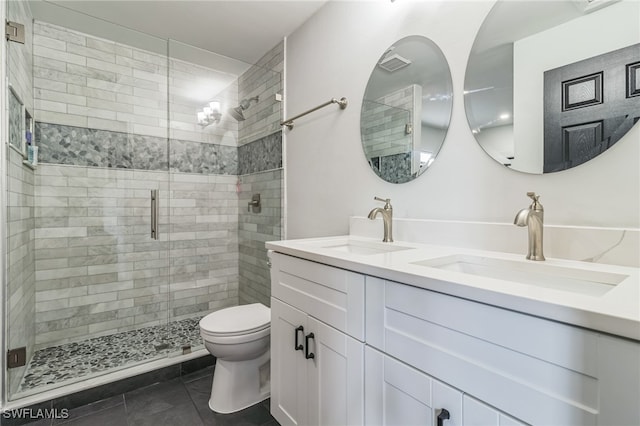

{"left": 543, "top": 43, "right": 640, "bottom": 172}
{"left": 464, "top": 0, "right": 640, "bottom": 174}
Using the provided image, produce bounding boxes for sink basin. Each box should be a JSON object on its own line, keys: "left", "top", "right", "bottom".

{"left": 320, "top": 240, "right": 413, "bottom": 256}
{"left": 412, "top": 254, "right": 629, "bottom": 297}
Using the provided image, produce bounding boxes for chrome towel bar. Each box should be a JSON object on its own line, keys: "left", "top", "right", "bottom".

{"left": 281, "top": 97, "right": 348, "bottom": 130}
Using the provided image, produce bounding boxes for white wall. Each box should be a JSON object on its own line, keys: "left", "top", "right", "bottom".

{"left": 513, "top": 0, "right": 640, "bottom": 173}
{"left": 285, "top": 1, "right": 640, "bottom": 239}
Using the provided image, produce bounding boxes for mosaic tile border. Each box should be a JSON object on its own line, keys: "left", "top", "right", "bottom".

{"left": 238, "top": 131, "right": 282, "bottom": 175}
{"left": 36, "top": 122, "right": 169, "bottom": 170}
{"left": 371, "top": 152, "right": 412, "bottom": 184}
{"left": 170, "top": 139, "right": 237, "bottom": 175}
{"left": 9, "top": 89, "right": 23, "bottom": 151}
{"left": 19, "top": 317, "right": 203, "bottom": 392}
{"left": 35, "top": 122, "right": 281, "bottom": 175}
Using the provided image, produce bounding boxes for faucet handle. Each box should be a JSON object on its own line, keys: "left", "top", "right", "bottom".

{"left": 526, "top": 192, "right": 543, "bottom": 210}
{"left": 374, "top": 196, "right": 392, "bottom": 209}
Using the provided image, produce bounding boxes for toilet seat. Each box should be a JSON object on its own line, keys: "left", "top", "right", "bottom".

{"left": 199, "top": 303, "right": 271, "bottom": 341}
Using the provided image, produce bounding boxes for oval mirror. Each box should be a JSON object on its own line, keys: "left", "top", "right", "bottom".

{"left": 465, "top": 0, "right": 640, "bottom": 174}
{"left": 361, "top": 35, "right": 453, "bottom": 183}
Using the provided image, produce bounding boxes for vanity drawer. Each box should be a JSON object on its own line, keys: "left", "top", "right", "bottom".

{"left": 269, "top": 251, "right": 365, "bottom": 340}
{"left": 366, "top": 277, "right": 601, "bottom": 426}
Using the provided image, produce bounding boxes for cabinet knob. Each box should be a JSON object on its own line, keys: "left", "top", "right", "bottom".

{"left": 305, "top": 333, "right": 315, "bottom": 359}
{"left": 295, "top": 326, "right": 304, "bottom": 351}
{"left": 437, "top": 408, "right": 450, "bottom": 426}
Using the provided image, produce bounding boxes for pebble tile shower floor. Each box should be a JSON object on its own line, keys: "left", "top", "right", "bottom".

{"left": 19, "top": 318, "right": 202, "bottom": 392}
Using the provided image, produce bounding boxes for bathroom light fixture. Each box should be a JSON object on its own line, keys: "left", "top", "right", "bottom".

{"left": 197, "top": 101, "right": 222, "bottom": 127}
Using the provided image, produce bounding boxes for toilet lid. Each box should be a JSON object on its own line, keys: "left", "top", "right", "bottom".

{"left": 199, "top": 303, "right": 270, "bottom": 335}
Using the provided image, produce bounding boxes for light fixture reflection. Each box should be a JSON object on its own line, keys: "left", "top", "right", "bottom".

{"left": 197, "top": 101, "right": 222, "bottom": 127}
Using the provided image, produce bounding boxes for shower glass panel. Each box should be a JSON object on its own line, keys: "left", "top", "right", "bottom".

{"left": 5, "top": 0, "right": 36, "bottom": 402}
{"left": 165, "top": 40, "right": 283, "bottom": 352}
{"left": 165, "top": 41, "right": 247, "bottom": 356}
{"left": 5, "top": 1, "right": 172, "bottom": 400}
{"left": 4, "top": 0, "right": 284, "bottom": 405}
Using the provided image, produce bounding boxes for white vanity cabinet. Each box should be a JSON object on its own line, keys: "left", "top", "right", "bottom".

{"left": 366, "top": 276, "right": 640, "bottom": 426}
{"left": 267, "top": 244, "right": 639, "bottom": 426}
{"left": 365, "top": 346, "right": 525, "bottom": 426}
{"left": 269, "top": 252, "right": 365, "bottom": 426}
{"left": 365, "top": 346, "right": 463, "bottom": 426}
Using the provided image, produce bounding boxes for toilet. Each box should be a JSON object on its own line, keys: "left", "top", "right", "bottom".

{"left": 199, "top": 303, "right": 271, "bottom": 414}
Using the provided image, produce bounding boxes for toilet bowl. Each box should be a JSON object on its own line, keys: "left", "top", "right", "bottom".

{"left": 199, "top": 303, "right": 271, "bottom": 414}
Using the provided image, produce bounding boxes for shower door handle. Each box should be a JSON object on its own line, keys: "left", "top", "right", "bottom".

{"left": 151, "top": 189, "right": 159, "bottom": 240}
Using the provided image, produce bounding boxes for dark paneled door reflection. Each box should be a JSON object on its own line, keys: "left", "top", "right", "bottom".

{"left": 543, "top": 43, "right": 640, "bottom": 172}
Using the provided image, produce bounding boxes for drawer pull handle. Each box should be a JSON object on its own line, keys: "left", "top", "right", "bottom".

{"left": 437, "top": 408, "right": 450, "bottom": 426}
{"left": 295, "top": 326, "right": 304, "bottom": 351}
{"left": 305, "top": 333, "right": 315, "bottom": 359}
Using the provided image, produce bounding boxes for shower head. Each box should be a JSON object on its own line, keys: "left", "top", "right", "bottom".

{"left": 228, "top": 96, "right": 260, "bottom": 122}
{"left": 229, "top": 106, "right": 246, "bottom": 121}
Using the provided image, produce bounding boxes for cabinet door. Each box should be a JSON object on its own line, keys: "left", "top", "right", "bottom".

{"left": 368, "top": 279, "right": 599, "bottom": 425}
{"left": 463, "top": 395, "right": 527, "bottom": 426}
{"left": 271, "top": 298, "right": 308, "bottom": 426}
{"left": 365, "top": 347, "right": 462, "bottom": 426}
{"left": 270, "top": 251, "right": 365, "bottom": 340}
{"left": 307, "top": 316, "right": 364, "bottom": 426}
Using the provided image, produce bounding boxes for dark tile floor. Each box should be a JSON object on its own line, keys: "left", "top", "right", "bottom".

{"left": 6, "top": 367, "right": 277, "bottom": 426}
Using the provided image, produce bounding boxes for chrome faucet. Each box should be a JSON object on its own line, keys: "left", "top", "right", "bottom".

{"left": 514, "top": 192, "right": 545, "bottom": 261}
{"left": 368, "top": 197, "right": 393, "bottom": 242}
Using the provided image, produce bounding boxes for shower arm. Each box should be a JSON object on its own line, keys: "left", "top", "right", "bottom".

{"left": 281, "top": 97, "right": 348, "bottom": 130}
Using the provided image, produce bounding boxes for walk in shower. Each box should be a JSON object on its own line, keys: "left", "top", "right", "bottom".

{"left": 3, "top": 0, "right": 283, "bottom": 404}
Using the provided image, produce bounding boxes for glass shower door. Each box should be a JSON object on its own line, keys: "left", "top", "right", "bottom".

{"left": 165, "top": 39, "right": 283, "bottom": 355}
{"left": 4, "top": 1, "right": 172, "bottom": 400}
{"left": 164, "top": 40, "right": 251, "bottom": 356}
{"left": 5, "top": 0, "right": 36, "bottom": 400}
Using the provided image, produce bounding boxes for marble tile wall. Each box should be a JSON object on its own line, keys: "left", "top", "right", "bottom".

{"left": 168, "top": 56, "right": 239, "bottom": 146}
{"left": 237, "top": 41, "right": 283, "bottom": 146}
{"left": 33, "top": 21, "right": 168, "bottom": 139}
{"left": 236, "top": 41, "right": 284, "bottom": 307}
{"left": 166, "top": 172, "right": 239, "bottom": 322}
{"left": 7, "top": 0, "right": 34, "bottom": 115}
{"left": 33, "top": 21, "right": 242, "bottom": 146}
{"left": 7, "top": 148, "right": 36, "bottom": 395}
{"left": 33, "top": 165, "right": 239, "bottom": 348}
{"left": 23, "top": 18, "right": 284, "bottom": 350}
{"left": 238, "top": 169, "right": 283, "bottom": 307}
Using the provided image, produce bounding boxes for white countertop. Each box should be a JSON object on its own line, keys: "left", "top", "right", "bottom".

{"left": 266, "top": 235, "right": 640, "bottom": 341}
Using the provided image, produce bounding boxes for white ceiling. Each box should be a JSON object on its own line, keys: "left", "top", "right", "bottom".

{"left": 41, "top": 0, "right": 327, "bottom": 64}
